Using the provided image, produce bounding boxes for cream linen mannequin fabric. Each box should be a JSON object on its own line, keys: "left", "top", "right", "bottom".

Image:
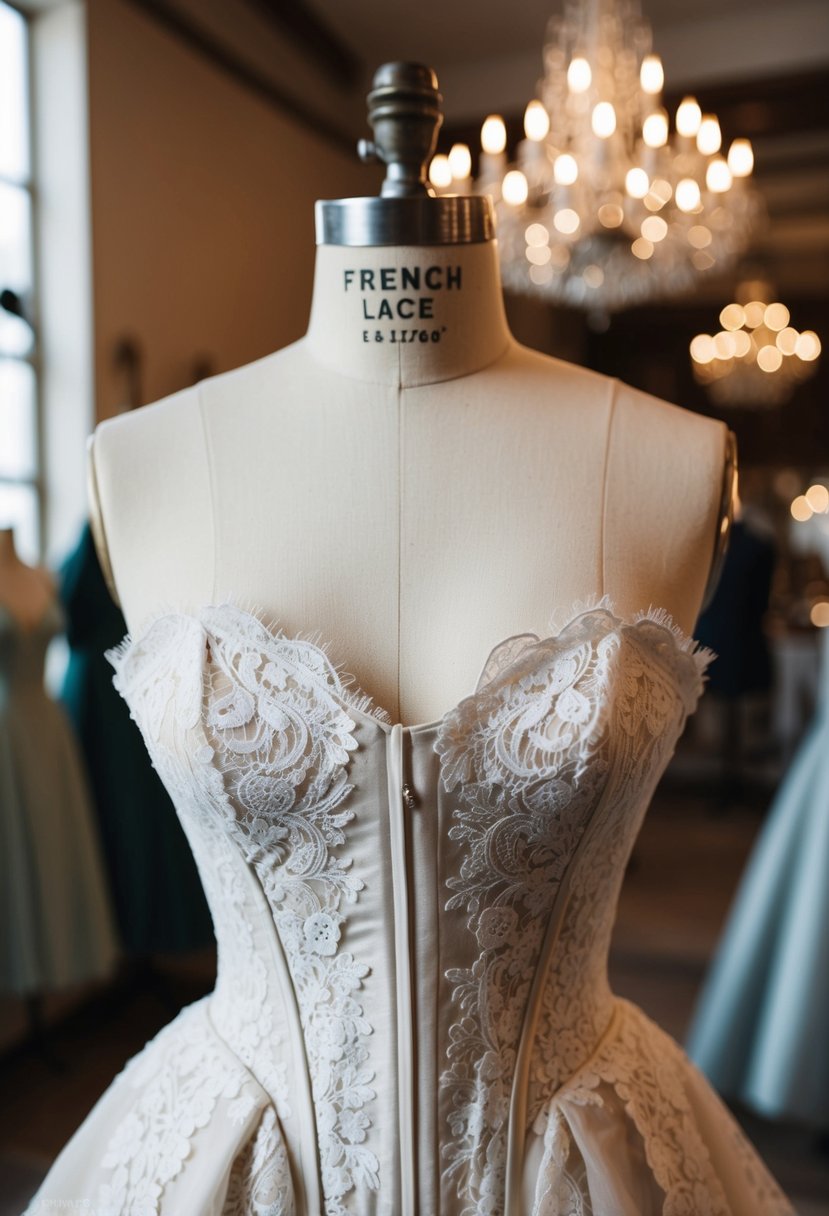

{"left": 25, "top": 596, "right": 793, "bottom": 1216}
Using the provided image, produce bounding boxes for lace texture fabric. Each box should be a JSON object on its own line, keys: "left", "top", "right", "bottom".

{"left": 108, "top": 605, "right": 382, "bottom": 1216}
{"left": 94, "top": 999, "right": 282, "bottom": 1216}
{"left": 532, "top": 998, "right": 792, "bottom": 1216}
{"left": 433, "top": 606, "right": 713, "bottom": 1212}
{"left": 25, "top": 596, "right": 793, "bottom": 1216}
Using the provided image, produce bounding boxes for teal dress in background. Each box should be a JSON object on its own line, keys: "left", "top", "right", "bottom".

{"left": 59, "top": 524, "right": 214, "bottom": 954}
{"left": 686, "top": 626, "right": 829, "bottom": 1126}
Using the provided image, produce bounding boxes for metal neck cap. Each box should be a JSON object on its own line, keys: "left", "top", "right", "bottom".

{"left": 316, "top": 61, "right": 494, "bottom": 247}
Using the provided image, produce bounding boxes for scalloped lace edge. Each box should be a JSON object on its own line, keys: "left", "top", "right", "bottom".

{"left": 106, "top": 592, "right": 715, "bottom": 736}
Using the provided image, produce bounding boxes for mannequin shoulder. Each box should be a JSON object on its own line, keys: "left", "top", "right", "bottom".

{"left": 602, "top": 378, "right": 734, "bottom": 628}
{"left": 610, "top": 377, "right": 728, "bottom": 475}
{"left": 503, "top": 344, "right": 730, "bottom": 471}
{"left": 91, "top": 382, "right": 203, "bottom": 473}
{"left": 86, "top": 345, "right": 306, "bottom": 617}
{"left": 499, "top": 341, "right": 616, "bottom": 407}
{"left": 610, "top": 379, "right": 735, "bottom": 563}
{"left": 482, "top": 341, "right": 731, "bottom": 496}
{"left": 91, "top": 340, "right": 302, "bottom": 470}
{"left": 87, "top": 383, "right": 211, "bottom": 616}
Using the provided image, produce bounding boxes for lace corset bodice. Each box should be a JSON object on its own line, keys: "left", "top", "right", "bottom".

{"left": 104, "top": 597, "right": 716, "bottom": 1215}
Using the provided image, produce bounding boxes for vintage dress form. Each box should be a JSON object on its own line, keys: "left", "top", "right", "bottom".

{"left": 28, "top": 69, "right": 791, "bottom": 1214}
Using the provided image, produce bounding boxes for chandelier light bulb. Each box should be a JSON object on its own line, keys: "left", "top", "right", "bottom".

{"left": 806, "top": 484, "right": 829, "bottom": 513}
{"left": 764, "top": 302, "right": 790, "bottom": 332}
{"left": 733, "top": 331, "right": 751, "bottom": 357}
{"left": 526, "top": 244, "right": 552, "bottom": 266}
{"left": 567, "top": 56, "right": 592, "bottom": 93}
{"left": 690, "top": 334, "right": 715, "bottom": 364}
{"left": 676, "top": 96, "right": 702, "bottom": 138}
{"left": 688, "top": 224, "right": 711, "bottom": 248}
{"left": 791, "top": 495, "right": 813, "bottom": 522}
{"left": 641, "top": 215, "right": 668, "bottom": 242}
{"left": 720, "top": 303, "right": 745, "bottom": 331}
{"left": 777, "top": 327, "right": 799, "bottom": 355}
{"left": 648, "top": 178, "right": 672, "bottom": 207}
{"left": 481, "top": 114, "right": 507, "bottom": 155}
{"left": 812, "top": 602, "right": 829, "bottom": 627}
{"left": 428, "top": 154, "right": 452, "bottom": 189}
{"left": 796, "top": 331, "right": 822, "bottom": 361}
{"left": 705, "top": 157, "right": 732, "bottom": 193}
{"left": 448, "top": 143, "right": 472, "bottom": 181}
{"left": 696, "top": 115, "right": 722, "bottom": 155}
{"left": 524, "top": 99, "right": 550, "bottom": 141}
{"left": 743, "top": 300, "right": 766, "bottom": 329}
{"left": 553, "top": 153, "right": 579, "bottom": 185}
{"left": 597, "top": 202, "right": 624, "bottom": 228}
{"left": 525, "top": 222, "right": 550, "bottom": 247}
{"left": 592, "top": 101, "right": 617, "bottom": 138}
{"left": 675, "top": 178, "right": 701, "bottom": 212}
{"left": 642, "top": 109, "right": 668, "bottom": 148}
{"left": 727, "top": 138, "right": 754, "bottom": 177}
{"left": 625, "top": 167, "right": 649, "bottom": 198}
{"left": 639, "top": 54, "right": 664, "bottom": 94}
{"left": 714, "top": 331, "right": 737, "bottom": 359}
{"left": 502, "top": 169, "right": 529, "bottom": 206}
{"left": 553, "top": 207, "right": 580, "bottom": 234}
{"left": 757, "top": 345, "right": 783, "bottom": 373}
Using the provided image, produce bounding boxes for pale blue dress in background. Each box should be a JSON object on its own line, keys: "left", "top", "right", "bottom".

{"left": 686, "top": 626, "right": 829, "bottom": 1126}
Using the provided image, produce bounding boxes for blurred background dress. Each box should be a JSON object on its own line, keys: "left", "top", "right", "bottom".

{"left": 58, "top": 523, "right": 214, "bottom": 956}
{"left": 687, "top": 614, "right": 829, "bottom": 1128}
{"left": 0, "top": 594, "right": 117, "bottom": 994}
{"left": 695, "top": 514, "right": 777, "bottom": 703}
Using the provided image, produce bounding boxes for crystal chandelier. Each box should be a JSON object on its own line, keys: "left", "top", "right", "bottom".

{"left": 430, "top": 0, "right": 760, "bottom": 313}
{"left": 690, "top": 283, "right": 821, "bottom": 408}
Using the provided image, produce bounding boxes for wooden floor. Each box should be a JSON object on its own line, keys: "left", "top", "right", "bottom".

{"left": 2, "top": 777, "right": 827, "bottom": 1214}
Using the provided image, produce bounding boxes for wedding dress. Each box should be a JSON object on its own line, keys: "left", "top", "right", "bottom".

{"left": 26, "top": 597, "right": 793, "bottom": 1215}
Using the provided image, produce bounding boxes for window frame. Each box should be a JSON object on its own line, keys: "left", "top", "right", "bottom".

{"left": 1, "top": 0, "right": 45, "bottom": 561}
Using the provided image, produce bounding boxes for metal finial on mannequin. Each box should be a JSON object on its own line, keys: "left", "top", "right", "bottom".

{"left": 357, "top": 62, "right": 443, "bottom": 198}
{"left": 316, "top": 62, "right": 494, "bottom": 247}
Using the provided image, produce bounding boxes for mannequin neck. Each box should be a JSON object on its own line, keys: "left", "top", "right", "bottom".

{"left": 0, "top": 529, "right": 19, "bottom": 567}
{"left": 303, "top": 241, "right": 513, "bottom": 387}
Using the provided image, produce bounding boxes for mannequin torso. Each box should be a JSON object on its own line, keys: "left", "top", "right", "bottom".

{"left": 32, "top": 63, "right": 798, "bottom": 1216}
{"left": 89, "top": 240, "right": 732, "bottom": 728}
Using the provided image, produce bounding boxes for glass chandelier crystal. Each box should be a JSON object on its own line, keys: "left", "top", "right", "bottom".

{"left": 431, "top": 0, "right": 761, "bottom": 313}
{"left": 690, "top": 283, "right": 821, "bottom": 408}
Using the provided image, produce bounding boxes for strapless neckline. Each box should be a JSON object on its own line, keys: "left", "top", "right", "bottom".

{"left": 109, "top": 593, "right": 711, "bottom": 737}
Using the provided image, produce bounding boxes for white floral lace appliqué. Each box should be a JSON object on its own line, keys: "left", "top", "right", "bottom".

{"left": 434, "top": 605, "right": 712, "bottom": 1214}
{"left": 108, "top": 604, "right": 386, "bottom": 1215}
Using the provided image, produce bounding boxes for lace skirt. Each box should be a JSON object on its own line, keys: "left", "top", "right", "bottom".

{"left": 25, "top": 994, "right": 792, "bottom": 1216}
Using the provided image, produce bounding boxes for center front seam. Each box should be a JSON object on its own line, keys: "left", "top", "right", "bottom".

{"left": 387, "top": 723, "right": 416, "bottom": 1214}
{"left": 396, "top": 364, "right": 403, "bottom": 724}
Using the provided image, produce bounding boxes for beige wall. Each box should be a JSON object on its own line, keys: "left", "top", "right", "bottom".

{"left": 86, "top": 0, "right": 375, "bottom": 418}
{"left": 0, "top": 0, "right": 375, "bottom": 1053}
